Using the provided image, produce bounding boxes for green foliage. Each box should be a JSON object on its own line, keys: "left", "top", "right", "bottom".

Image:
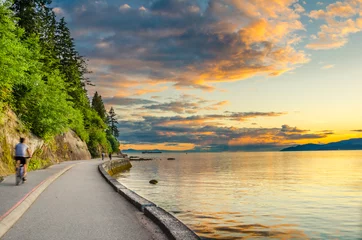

{"left": 88, "top": 128, "right": 110, "bottom": 157}
{"left": 28, "top": 157, "right": 51, "bottom": 171}
{"left": 0, "top": 2, "right": 32, "bottom": 103}
{"left": 0, "top": 0, "right": 118, "bottom": 160}
{"left": 92, "top": 92, "right": 107, "bottom": 122}
{"left": 107, "top": 134, "right": 120, "bottom": 153}
{"left": 108, "top": 107, "right": 119, "bottom": 138}
{"left": 19, "top": 70, "right": 78, "bottom": 140}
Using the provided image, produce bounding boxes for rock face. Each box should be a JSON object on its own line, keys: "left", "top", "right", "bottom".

{"left": 0, "top": 109, "right": 91, "bottom": 176}
{"left": 0, "top": 110, "right": 44, "bottom": 154}
{"left": 0, "top": 110, "right": 44, "bottom": 176}
{"left": 55, "top": 130, "right": 91, "bottom": 160}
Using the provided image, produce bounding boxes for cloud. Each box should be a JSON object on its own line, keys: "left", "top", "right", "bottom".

{"left": 96, "top": 41, "right": 110, "bottom": 49}
{"left": 103, "top": 97, "right": 157, "bottom": 106}
{"left": 351, "top": 129, "right": 362, "bottom": 132}
{"left": 307, "top": 0, "right": 362, "bottom": 50}
{"left": 281, "top": 124, "right": 308, "bottom": 133}
{"left": 119, "top": 4, "right": 131, "bottom": 11}
{"left": 321, "top": 64, "right": 335, "bottom": 69}
{"left": 134, "top": 86, "right": 169, "bottom": 96}
{"left": 144, "top": 101, "right": 200, "bottom": 114}
{"left": 54, "top": 0, "right": 309, "bottom": 92}
{"left": 294, "top": 3, "right": 305, "bottom": 13}
{"left": 116, "top": 114, "right": 332, "bottom": 151}
{"left": 205, "top": 101, "right": 229, "bottom": 110}
{"left": 53, "top": 7, "right": 65, "bottom": 15}
{"left": 140, "top": 95, "right": 230, "bottom": 114}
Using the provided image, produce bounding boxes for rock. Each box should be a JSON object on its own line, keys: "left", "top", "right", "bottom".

{"left": 149, "top": 179, "right": 158, "bottom": 185}
{"left": 167, "top": 158, "right": 176, "bottom": 160}
{"left": 0, "top": 109, "right": 91, "bottom": 177}
{"left": 54, "top": 130, "right": 91, "bottom": 160}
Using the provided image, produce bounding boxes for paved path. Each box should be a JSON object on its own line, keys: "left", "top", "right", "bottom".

{"left": 1, "top": 160, "right": 166, "bottom": 240}
{"left": 0, "top": 161, "right": 77, "bottom": 217}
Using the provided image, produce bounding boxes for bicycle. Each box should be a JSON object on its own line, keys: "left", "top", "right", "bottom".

{"left": 15, "top": 157, "right": 30, "bottom": 186}
{"left": 16, "top": 164, "right": 25, "bottom": 185}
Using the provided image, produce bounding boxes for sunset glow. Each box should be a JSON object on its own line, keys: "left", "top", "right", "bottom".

{"left": 52, "top": 0, "right": 362, "bottom": 151}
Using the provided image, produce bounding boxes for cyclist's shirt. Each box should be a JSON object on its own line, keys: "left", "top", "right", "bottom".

{"left": 15, "top": 143, "right": 29, "bottom": 157}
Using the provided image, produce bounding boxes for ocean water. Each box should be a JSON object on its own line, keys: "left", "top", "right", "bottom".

{"left": 116, "top": 151, "right": 362, "bottom": 239}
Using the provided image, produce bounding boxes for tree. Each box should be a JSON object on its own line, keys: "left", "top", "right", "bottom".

{"left": 108, "top": 107, "right": 119, "bottom": 138}
{"left": 91, "top": 92, "right": 107, "bottom": 121}
{"left": 1, "top": 0, "right": 114, "bottom": 158}
{"left": 55, "top": 18, "right": 91, "bottom": 109}
{"left": 0, "top": 1, "right": 35, "bottom": 107}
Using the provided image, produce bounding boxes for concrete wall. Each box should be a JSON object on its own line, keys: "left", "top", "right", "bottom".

{"left": 101, "top": 158, "right": 132, "bottom": 176}
{"left": 98, "top": 160, "right": 200, "bottom": 240}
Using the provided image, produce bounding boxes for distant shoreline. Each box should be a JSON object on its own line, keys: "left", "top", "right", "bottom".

{"left": 281, "top": 138, "right": 362, "bottom": 152}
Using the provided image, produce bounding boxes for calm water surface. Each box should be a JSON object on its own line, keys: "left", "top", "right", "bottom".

{"left": 117, "top": 151, "right": 362, "bottom": 239}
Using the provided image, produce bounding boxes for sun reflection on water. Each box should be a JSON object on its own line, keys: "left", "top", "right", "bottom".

{"left": 117, "top": 151, "right": 362, "bottom": 239}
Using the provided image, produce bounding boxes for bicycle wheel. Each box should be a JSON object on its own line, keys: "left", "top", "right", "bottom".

{"left": 16, "top": 169, "right": 21, "bottom": 186}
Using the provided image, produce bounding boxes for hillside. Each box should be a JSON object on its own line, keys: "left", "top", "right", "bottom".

{"left": 0, "top": 0, "right": 120, "bottom": 177}
{"left": 0, "top": 109, "right": 91, "bottom": 177}
{"left": 281, "top": 138, "right": 362, "bottom": 151}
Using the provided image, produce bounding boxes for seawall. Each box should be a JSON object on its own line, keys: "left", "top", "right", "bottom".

{"left": 99, "top": 159, "right": 200, "bottom": 240}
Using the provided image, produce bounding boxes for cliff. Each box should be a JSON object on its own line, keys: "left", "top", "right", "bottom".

{"left": 0, "top": 110, "right": 91, "bottom": 177}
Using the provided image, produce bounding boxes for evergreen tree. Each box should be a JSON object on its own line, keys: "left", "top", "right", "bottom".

{"left": 108, "top": 107, "right": 119, "bottom": 138}
{"left": 11, "top": 0, "right": 53, "bottom": 38}
{"left": 91, "top": 92, "right": 107, "bottom": 121}
{"left": 55, "top": 18, "right": 91, "bottom": 108}
{"left": 0, "top": 0, "right": 33, "bottom": 104}
{"left": 39, "top": 7, "right": 59, "bottom": 72}
{"left": 1, "top": 0, "right": 115, "bottom": 158}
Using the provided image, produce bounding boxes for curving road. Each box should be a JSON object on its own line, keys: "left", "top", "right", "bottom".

{"left": 0, "top": 160, "right": 167, "bottom": 240}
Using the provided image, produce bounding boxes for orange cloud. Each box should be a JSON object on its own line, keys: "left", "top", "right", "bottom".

{"left": 321, "top": 64, "right": 335, "bottom": 69}
{"left": 120, "top": 143, "right": 195, "bottom": 151}
{"left": 134, "top": 86, "right": 168, "bottom": 96}
{"left": 308, "top": 0, "right": 362, "bottom": 50}
{"left": 310, "top": 1, "right": 357, "bottom": 19}
{"left": 81, "top": 0, "right": 310, "bottom": 92}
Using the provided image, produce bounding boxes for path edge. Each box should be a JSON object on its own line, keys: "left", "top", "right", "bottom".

{"left": 0, "top": 164, "right": 76, "bottom": 238}
{"left": 98, "top": 161, "right": 200, "bottom": 240}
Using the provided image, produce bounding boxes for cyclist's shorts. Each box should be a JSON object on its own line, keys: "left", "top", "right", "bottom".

{"left": 15, "top": 156, "right": 27, "bottom": 165}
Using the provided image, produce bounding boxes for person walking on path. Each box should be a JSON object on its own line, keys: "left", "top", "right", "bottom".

{"left": 14, "top": 137, "right": 32, "bottom": 182}
{"left": 101, "top": 152, "right": 105, "bottom": 161}
{"left": 109, "top": 152, "right": 112, "bottom": 161}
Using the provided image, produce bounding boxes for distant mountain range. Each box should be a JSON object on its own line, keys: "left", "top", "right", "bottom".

{"left": 281, "top": 138, "right": 362, "bottom": 151}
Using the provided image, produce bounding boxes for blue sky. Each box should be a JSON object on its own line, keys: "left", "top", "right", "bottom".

{"left": 52, "top": 0, "right": 362, "bottom": 151}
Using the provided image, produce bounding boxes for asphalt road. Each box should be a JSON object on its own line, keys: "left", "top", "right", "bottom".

{"left": 0, "top": 161, "right": 77, "bottom": 217}
{"left": 1, "top": 160, "right": 166, "bottom": 240}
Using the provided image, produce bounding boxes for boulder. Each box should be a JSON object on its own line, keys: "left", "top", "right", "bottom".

{"left": 149, "top": 179, "right": 158, "bottom": 184}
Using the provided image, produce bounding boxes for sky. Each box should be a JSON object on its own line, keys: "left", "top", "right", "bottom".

{"left": 52, "top": 0, "right": 362, "bottom": 151}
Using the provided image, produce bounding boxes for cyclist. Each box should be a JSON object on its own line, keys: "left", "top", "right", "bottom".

{"left": 15, "top": 137, "right": 32, "bottom": 182}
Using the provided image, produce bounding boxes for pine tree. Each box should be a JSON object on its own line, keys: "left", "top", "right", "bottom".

{"left": 12, "top": 0, "right": 53, "bottom": 38}
{"left": 91, "top": 92, "right": 107, "bottom": 121}
{"left": 108, "top": 107, "right": 119, "bottom": 138}
{"left": 0, "top": 0, "right": 33, "bottom": 104}
{"left": 39, "top": 7, "right": 59, "bottom": 72}
{"left": 12, "top": 0, "right": 60, "bottom": 82}
{"left": 55, "top": 18, "right": 91, "bottom": 108}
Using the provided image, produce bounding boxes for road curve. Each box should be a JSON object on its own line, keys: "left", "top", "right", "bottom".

{"left": 1, "top": 160, "right": 167, "bottom": 240}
